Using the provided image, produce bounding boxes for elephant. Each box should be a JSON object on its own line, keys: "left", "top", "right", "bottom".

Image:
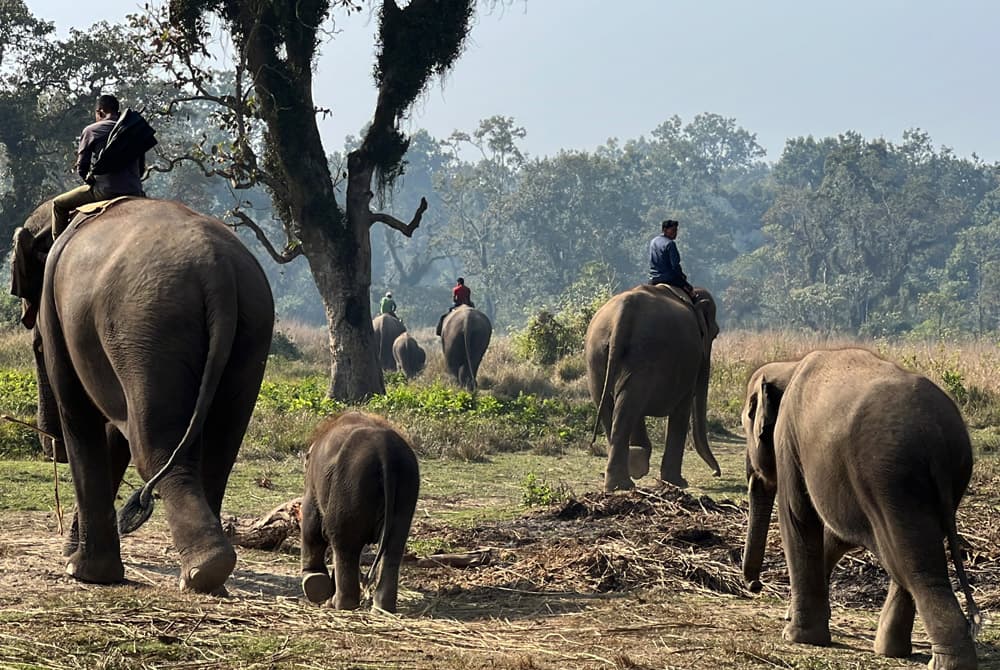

{"left": 392, "top": 332, "right": 426, "bottom": 379}
{"left": 300, "top": 411, "right": 420, "bottom": 613}
{"left": 584, "top": 284, "right": 720, "bottom": 492}
{"left": 9, "top": 197, "right": 274, "bottom": 594}
{"left": 372, "top": 313, "right": 406, "bottom": 371}
{"left": 741, "top": 348, "right": 980, "bottom": 670}
{"left": 439, "top": 305, "right": 492, "bottom": 390}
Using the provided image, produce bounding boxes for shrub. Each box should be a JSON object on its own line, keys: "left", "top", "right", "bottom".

{"left": 521, "top": 473, "right": 569, "bottom": 507}
{"left": 269, "top": 330, "right": 302, "bottom": 360}
{"left": 513, "top": 311, "right": 574, "bottom": 365}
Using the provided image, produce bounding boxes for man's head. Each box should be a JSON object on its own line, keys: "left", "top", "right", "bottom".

{"left": 385, "top": 291, "right": 392, "bottom": 298}
{"left": 456, "top": 277, "right": 465, "bottom": 286}
{"left": 662, "top": 219, "right": 679, "bottom": 240}
{"left": 95, "top": 94, "right": 120, "bottom": 120}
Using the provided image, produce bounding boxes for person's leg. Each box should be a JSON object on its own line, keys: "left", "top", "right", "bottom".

{"left": 51, "top": 185, "right": 98, "bottom": 238}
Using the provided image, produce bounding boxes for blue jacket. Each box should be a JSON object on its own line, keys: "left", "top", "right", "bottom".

{"left": 648, "top": 234, "right": 688, "bottom": 286}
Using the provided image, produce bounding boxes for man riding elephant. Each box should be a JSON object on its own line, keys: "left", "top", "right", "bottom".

{"left": 50, "top": 94, "right": 156, "bottom": 238}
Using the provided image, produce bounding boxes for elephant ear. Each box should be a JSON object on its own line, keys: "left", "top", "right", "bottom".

{"left": 750, "top": 376, "right": 781, "bottom": 480}
{"left": 10, "top": 226, "right": 47, "bottom": 329}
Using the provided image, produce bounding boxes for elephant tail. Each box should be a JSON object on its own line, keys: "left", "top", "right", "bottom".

{"left": 464, "top": 318, "right": 477, "bottom": 392}
{"left": 118, "top": 276, "right": 240, "bottom": 535}
{"left": 590, "top": 307, "right": 623, "bottom": 445}
{"left": 946, "top": 517, "right": 982, "bottom": 639}
{"left": 365, "top": 452, "right": 398, "bottom": 592}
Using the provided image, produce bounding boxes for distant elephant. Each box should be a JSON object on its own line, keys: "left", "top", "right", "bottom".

{"left": 439, "top": 305, "right": 492, "bottom": 390}
{"left": 300, "top": 411, "right": 420, "bottom": 613}
{"left": 584, "top": 284, "right": 720, "bottom": 492}
{"left": 741, "top": 349, "right": 979, "bottom": 670}
{"left": 372, "top": 313, "right": 406, "bottom": 371}
{"left": 9, "top": 197, "right": 274, "bottom": 594}
{"left": 392, "top": 332, "right": 426, "bottom": 379}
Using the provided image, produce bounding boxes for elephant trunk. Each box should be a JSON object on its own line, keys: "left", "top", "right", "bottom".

{"left": 743, "top": 473, "right": 776, "bottom": 591}
{"left": 690, "top": 356, "right": 721, "bottom": 476}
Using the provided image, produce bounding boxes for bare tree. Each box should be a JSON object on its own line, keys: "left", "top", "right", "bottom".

{"left": 139, "top": 0, "right": 480, "bottom": 399}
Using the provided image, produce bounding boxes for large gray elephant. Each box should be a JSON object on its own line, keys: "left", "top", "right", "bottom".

{"left": 392, "top": 332, "right": 425, "bottom": 379}
{"left": 9, "top": 197, "right": 274, "bottom": 594}
{"left": 300, "top": 411, "right": 420, "bottom": 613}
{"left": 439, "top": 305, "right": 492, "bottom": 390}
{"left": 741, "top": 349, "right": 979, "bottom": 670}
{"left": 584, "top": 284, "right": 720, "bottom": 492}
{"left": 372, "top": 313, "right": 406, "bottom": 371}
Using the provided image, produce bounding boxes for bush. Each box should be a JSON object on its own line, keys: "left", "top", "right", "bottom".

{"left": 513, "top": 311, "right": 575, "bottom": 365}
{"left": 269, "top": 330, "right": 302, "bottom": 360}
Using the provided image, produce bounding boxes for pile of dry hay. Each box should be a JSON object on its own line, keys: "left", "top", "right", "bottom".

{"left": 409, "top": 482, "right": 1000, "bottom": 611}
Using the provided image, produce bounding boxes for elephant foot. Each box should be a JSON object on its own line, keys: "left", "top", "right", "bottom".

{"left": 928, "top": 641, "right": 977, "bottom": 670}
{"left": 179, "top": 544, "right": 237, "bottom": 594}
{"left": 62, "top": 519, "right": 80, "bottom": 558}
{"left": 333, "top": 591, "right": 361, "bottom": 611}
{"left": 65, "top": 550, "right": 125, "bottom": 585}
{"left": 627, "top": 446, "right": 651, "bottom": 480}
{"left": 604, "top": 471, "right": 635, "bottom": 493}
{"left": 302, "top": 571, "right": 334, "bottom": 604}
{"left": 782, "top": 621, "right": 831, "bottom": 647}
{"left": 875, "top": 635, "right": 912, "bottom": 658}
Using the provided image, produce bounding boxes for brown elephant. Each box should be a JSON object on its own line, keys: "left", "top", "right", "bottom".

{"left": 372, "top": 313, "right": 406, "bottom": 371}
{"left": 392, "top": 332, "right": 426, "bottom": 379}
{"left": 440, "top": 305, "right": 492, "bottom": 390}
{"left": 9, "top": 197, "right": 274, "bottom": 594}
{"left": 300, "top": 412, "right": 420, "bottom": 613}
{"left": 741, "top": 349, "right": 979, "bottom": 670}
{"left": 585, "top": 284, "right": 720, "bottom": 492}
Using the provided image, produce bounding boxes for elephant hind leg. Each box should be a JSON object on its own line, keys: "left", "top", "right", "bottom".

{"left": 149, "top": 456, "right": 236, "bottom": 593}
{"left": 332, "top": 546, "right": 363, "bottom": 610}
{"left": 875, "top": 580, "right": 916, "bottom": 657}
{"left": 875, "top": 521, "right": 975, "bottom": 670}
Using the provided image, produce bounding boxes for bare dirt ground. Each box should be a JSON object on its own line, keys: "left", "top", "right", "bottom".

{"left": 1, "top": 483, "right": 998, "bottom": 669}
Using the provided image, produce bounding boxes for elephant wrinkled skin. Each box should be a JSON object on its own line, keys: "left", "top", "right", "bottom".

{"left": 585, "top": 285, "right": 720, "bottom": 492}
{"left": 300, "top": 412, "right": 420, "bottom": 613}
{"left": 372, "top": 313, "right": 406, "bottom": 371}
{"left": 440, "top": 306, "right": 492, "bottom": 390}
{"left": 11, "top": 198, "right": 274, "bottom": 594}
{"left": 741, "top": 348, "right": 979, "bottom": 670}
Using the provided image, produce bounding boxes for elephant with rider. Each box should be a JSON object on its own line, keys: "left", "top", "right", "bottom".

{"left": 439, "top": 305, "right": 492, "bottom": 390}
{"left": 585, "top": 284, "right": 720, "bottom": 492}
{"left": 10, "top": 197, "right": 274, "bottom": 594}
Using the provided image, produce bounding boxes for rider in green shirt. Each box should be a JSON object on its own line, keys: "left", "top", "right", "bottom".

{"left": 379, "top": 291, "right": 397, "bottom": 317}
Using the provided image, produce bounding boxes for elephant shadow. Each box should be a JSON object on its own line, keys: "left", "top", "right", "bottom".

{"left": 122, "top": 558, "right": 302, "bottom": 598}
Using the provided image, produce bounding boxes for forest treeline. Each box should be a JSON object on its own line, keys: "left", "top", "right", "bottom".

{"left": 2, "top": 5, "right": 998, "bottom": 339}
{"left": 337, "top": 115, "right": 1000, "bottom": 340}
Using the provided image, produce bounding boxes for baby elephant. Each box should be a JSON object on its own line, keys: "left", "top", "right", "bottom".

{"left": 300, "top": 412, "right": 420, "bottom": 613}
{"left": 741, "top": 348, "right": 979, "bottom": 670}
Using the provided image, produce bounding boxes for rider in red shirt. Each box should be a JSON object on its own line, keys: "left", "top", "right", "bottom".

{"left": 452, "top": 277, "right": 472, "bottom": 308}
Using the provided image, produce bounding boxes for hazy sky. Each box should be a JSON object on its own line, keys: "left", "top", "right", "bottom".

{"left": 26, "top": 0, "right": 1000, "bottom": 163}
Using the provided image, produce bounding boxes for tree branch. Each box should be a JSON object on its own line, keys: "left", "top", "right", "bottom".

{"left": 229, "top": 209, "right": 302, "bottom": 264}
{"left": 369, "top": 196, "right": 427, "bottom": 237}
